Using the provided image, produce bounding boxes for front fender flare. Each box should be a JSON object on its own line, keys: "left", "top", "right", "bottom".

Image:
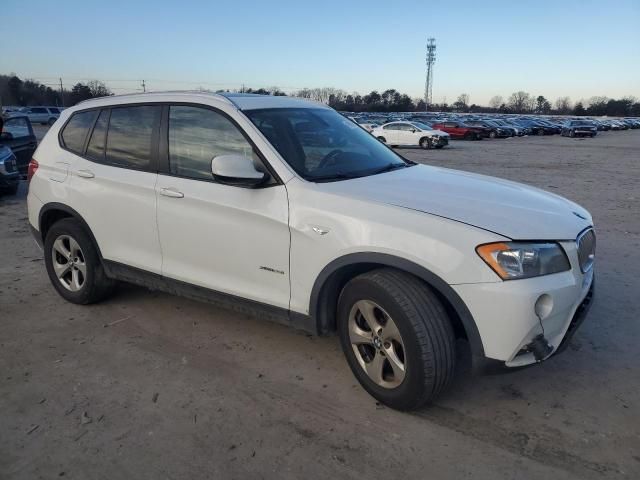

{"left": 309, "top": 252, "right": 485, "bottom": 362}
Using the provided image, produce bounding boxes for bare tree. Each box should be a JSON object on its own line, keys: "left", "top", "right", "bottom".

{"left": 86, "top": 80, "right": 112, "bottom": 98}
{"left": 555, "top": 96, "right": 572, "bottom": 114}
{"left": 489, "top": 95, "right": 503, "bottom": 109}
{"left": 507, "top": 91, "right": 531, "bottom": 113}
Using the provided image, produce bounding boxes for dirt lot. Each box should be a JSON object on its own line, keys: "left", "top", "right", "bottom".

{"left": 1, "top": 130, "right": 639, "bottom": 479}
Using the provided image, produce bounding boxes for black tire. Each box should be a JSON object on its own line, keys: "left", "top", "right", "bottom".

{"left": 419, "top": 137, "right": 432, "bottom": 149}
{"left": 44, "top": 218, "right": 115, "bottom": 304}
{"left": 377, "top": 136, "right": 386, "bottom": 143}
{"left": 569, "top": 130, "right": 575, "bottom": 138}
{"left": 591, "top": 132, "right": 596, "bottom": 138}
{"left": 537, "top": 128, "right": 545, "bottom": 136}
{"left": 489, "top": 131, "right": 497, "bottom": 139}
{"left": 464, "top": 132, "right": 474, "bottom": 140}
{"left": 337, "top": 269, "right": 456, "bottom": 410}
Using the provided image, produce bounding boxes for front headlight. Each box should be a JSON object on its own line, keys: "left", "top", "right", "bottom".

{"left": 476, "top": 242, "right": 570, "bottom": 280}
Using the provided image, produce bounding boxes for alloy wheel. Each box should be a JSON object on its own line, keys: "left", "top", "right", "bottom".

{"left": 51, "top": 234, "right": 86, "bottom": 292}
{"left": 348, "top": 299, "right": 406, "bottom": 388}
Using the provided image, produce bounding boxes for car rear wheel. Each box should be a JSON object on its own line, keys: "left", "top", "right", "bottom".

{"left": 419, "top": 137, "right": 432, "bottom": 149}
{"left": 44, "top": 218, "right": 115, "bottom": 304}
{"left": 337, "top": 269, "right": 456, "bottom": 410}
{"left": 569, "top": 130, "right": 575, "bottom": 138}
{"left": 489, "top": 131, "right": 497, "bottom": 139}
{"left": 464, "top": 132, "right": 474, "bottom": 140}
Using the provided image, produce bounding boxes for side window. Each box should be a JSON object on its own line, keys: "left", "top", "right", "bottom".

{"left": 168, "top": 105, "right": 257, "bottom": 181}
{"left": 3, "top": 117, "right": 31, "bottom": 139}
{"left": 61, "top": 110, "right": 98, "bottom": 154}
{"left": 445, "top": 122, "right": 456, "bottom": 128}
{"left": 383, "top": 124, "right": 397, "bottom": 130}
{"left": 106, "top": 106, "right": 160, "bottom": 170}
{"left": 86, "top": 109, "right": 109, "bottom": 161}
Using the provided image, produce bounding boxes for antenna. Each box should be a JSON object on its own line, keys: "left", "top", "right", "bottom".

{"left": 425, "top": 38, "right": 436, "bottom": 111}
{"left": 141, "top": 79, "right": 146, "bottom": 93}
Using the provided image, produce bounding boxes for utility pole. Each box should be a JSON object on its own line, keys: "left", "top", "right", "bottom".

{"left": 141, "top": 80, "right": 146, "bottom": 93}
{"left": 59, "top": 78, "right": 64, "bottom": 107}
{"left": 425, "top": 38, "right": 436, "bottom": 111}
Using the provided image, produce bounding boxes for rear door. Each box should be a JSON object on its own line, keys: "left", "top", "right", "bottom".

{"left": 155, "top": 104, "right": 291, "bottom": 309}
{"left": 63, "top": 105, "right": 163, "bottom": 273}
{"left": 0, "top": 116, "right": 37, "bottom": 174}
{"left": 28, "top": 107, "right": 48, "bottom": 124}
{"left": 382, "top": 123, "right": 399, "bottom": 144}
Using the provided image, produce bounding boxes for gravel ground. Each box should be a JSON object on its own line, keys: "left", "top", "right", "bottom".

{"left": 1, "top": 129, "right": 639, "bottom": 479}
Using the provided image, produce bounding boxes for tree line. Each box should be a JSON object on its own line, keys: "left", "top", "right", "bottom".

{"left": 0, "top": 74, "right": 113, "bottom": 108}
{"left": 2, "top": 74, "right": 638, "bottom": 117}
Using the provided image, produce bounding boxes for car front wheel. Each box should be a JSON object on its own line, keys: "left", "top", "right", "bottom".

{"left": 419, "top": 137, "right": 432, "bottom": 149}
{"left": 44, "top": 218, "right": 115, "bottom": 304}
{"left": 377, "top": 136, "right": 386, "bottom": 143}
{"left": 338, "top": 269, "right": 456, "bottom": 410}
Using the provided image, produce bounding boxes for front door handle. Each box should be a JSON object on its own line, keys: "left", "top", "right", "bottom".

{"left": 159, "top": 187, "right": 184, "bottom": 198}
{"left": 76, "top": 169, "right": 95, "bottom": 178}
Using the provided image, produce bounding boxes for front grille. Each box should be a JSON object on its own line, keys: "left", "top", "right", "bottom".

{"left": 577, "top": 229, "right": 596, "bottom": 273}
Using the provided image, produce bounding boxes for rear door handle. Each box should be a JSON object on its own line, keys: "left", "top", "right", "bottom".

{"left": 159, "top": 187, "right": 184, "bottom": 198}
{"left": 76, "top": 169, "right": 95, "bottom": 178}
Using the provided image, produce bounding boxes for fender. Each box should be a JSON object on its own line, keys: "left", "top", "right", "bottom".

{"left": 38, "top": 202, "right": 105, "bottom": 260}
{"left": 309, "top": 252, "right": 486, "bottom": 363}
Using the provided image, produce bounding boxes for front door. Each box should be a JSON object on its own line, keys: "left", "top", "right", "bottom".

{"left": 155, "top": 105, "right": 291, "bottom": 309}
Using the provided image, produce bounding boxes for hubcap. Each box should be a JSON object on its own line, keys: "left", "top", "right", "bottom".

{"left": 51, "top": 235, "right": 86, "bottom": 292}
{"left": 348, "top": 300, "right": 406, "bottom": 389}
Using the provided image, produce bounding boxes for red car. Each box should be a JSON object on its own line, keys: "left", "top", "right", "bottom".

{"left": 432, "top": 121, "right": 484, "bottom": 140}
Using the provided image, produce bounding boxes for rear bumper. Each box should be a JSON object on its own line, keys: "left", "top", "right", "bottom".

{"left": 0, "top": 173, "right": 20, "bottom": 188}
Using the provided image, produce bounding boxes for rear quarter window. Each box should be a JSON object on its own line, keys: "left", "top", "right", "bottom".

{"left": 61, "top": 110, "right": 98, "bottom": 154}
{"left": 105, "top": 105, "right": 160, "bottom": 170}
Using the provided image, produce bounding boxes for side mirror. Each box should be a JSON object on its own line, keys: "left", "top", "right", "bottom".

{"left": 411, "top": 128, "right": 417, "bottom": 133}
{"left": 211, "top": 154, "right": 269, "bottom": 188}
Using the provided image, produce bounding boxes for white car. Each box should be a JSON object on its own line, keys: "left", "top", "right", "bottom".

{"left": 17, "top": 106, "right": 61, "bottom": 126}
{"left": 27, "top": 92, "right": 595, "bottom": 410}
{"left": 371, "top": 121, "right": 450, "bottom": 149}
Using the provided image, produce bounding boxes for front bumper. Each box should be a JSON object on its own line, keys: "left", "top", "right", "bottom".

{"left": 453, "top": 239, "right": 595, "bottom": 372}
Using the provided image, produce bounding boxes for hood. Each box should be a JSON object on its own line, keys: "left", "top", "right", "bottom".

{"left": 428, "top": 130, "right": 449, "bottom": 137}
{"left": 322, "top": 165, "right": 591, "bottom": 239}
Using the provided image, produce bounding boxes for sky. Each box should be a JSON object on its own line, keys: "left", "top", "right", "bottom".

{"left": 2, "top": 0, "right": 639, "bottom": 105}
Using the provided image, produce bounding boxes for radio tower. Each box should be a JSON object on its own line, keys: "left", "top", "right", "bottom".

{"left": 425, "top": 38, "right": 436, "bottom": 111}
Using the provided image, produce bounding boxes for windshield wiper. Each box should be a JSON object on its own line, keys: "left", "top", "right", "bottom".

{"left": 368, "top": 162, "right": 410, "bottom": 175}
{"left": 310, "top": 171, "right": 361, "bottom": 183}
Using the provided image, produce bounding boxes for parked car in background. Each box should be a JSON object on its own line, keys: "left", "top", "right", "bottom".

{"left": 561, "top": 120, "right": 597, "bottom": 137}
{"left": 18, "top": 106, "right": 61, "bottom": 126}
{"left": 0, "top": 115, "right": 38, "bottom": 174}
{"left": 463, "top": 120, "right": 512, "bottom": 138}
{"left": 431, "top": 121, "right": 484, "bottom": 140}
{"left": 0, "top": 145, "right": 20, "bottom": 195}
{"left": 372, "top": 121, "right": 450, "bottom": 148}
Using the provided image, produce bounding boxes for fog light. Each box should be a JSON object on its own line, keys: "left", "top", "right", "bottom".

{"left": 534, "top": 294, "right": 553, "bottom": 320}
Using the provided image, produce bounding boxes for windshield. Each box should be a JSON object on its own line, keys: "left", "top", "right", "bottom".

{"left": 245, "top": 108, "right": 410, "bottom": 182}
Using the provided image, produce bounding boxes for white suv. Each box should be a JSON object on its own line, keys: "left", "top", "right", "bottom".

{"left": 27, "top": 92, "right": 595, "bottom": 410}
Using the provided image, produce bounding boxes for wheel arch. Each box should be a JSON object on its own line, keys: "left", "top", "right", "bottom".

{"left": 309, "top": 252, "right": 485, "bottom": 360}
{"left": 39, "top": 203, "right": 103, "bottom": 260}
